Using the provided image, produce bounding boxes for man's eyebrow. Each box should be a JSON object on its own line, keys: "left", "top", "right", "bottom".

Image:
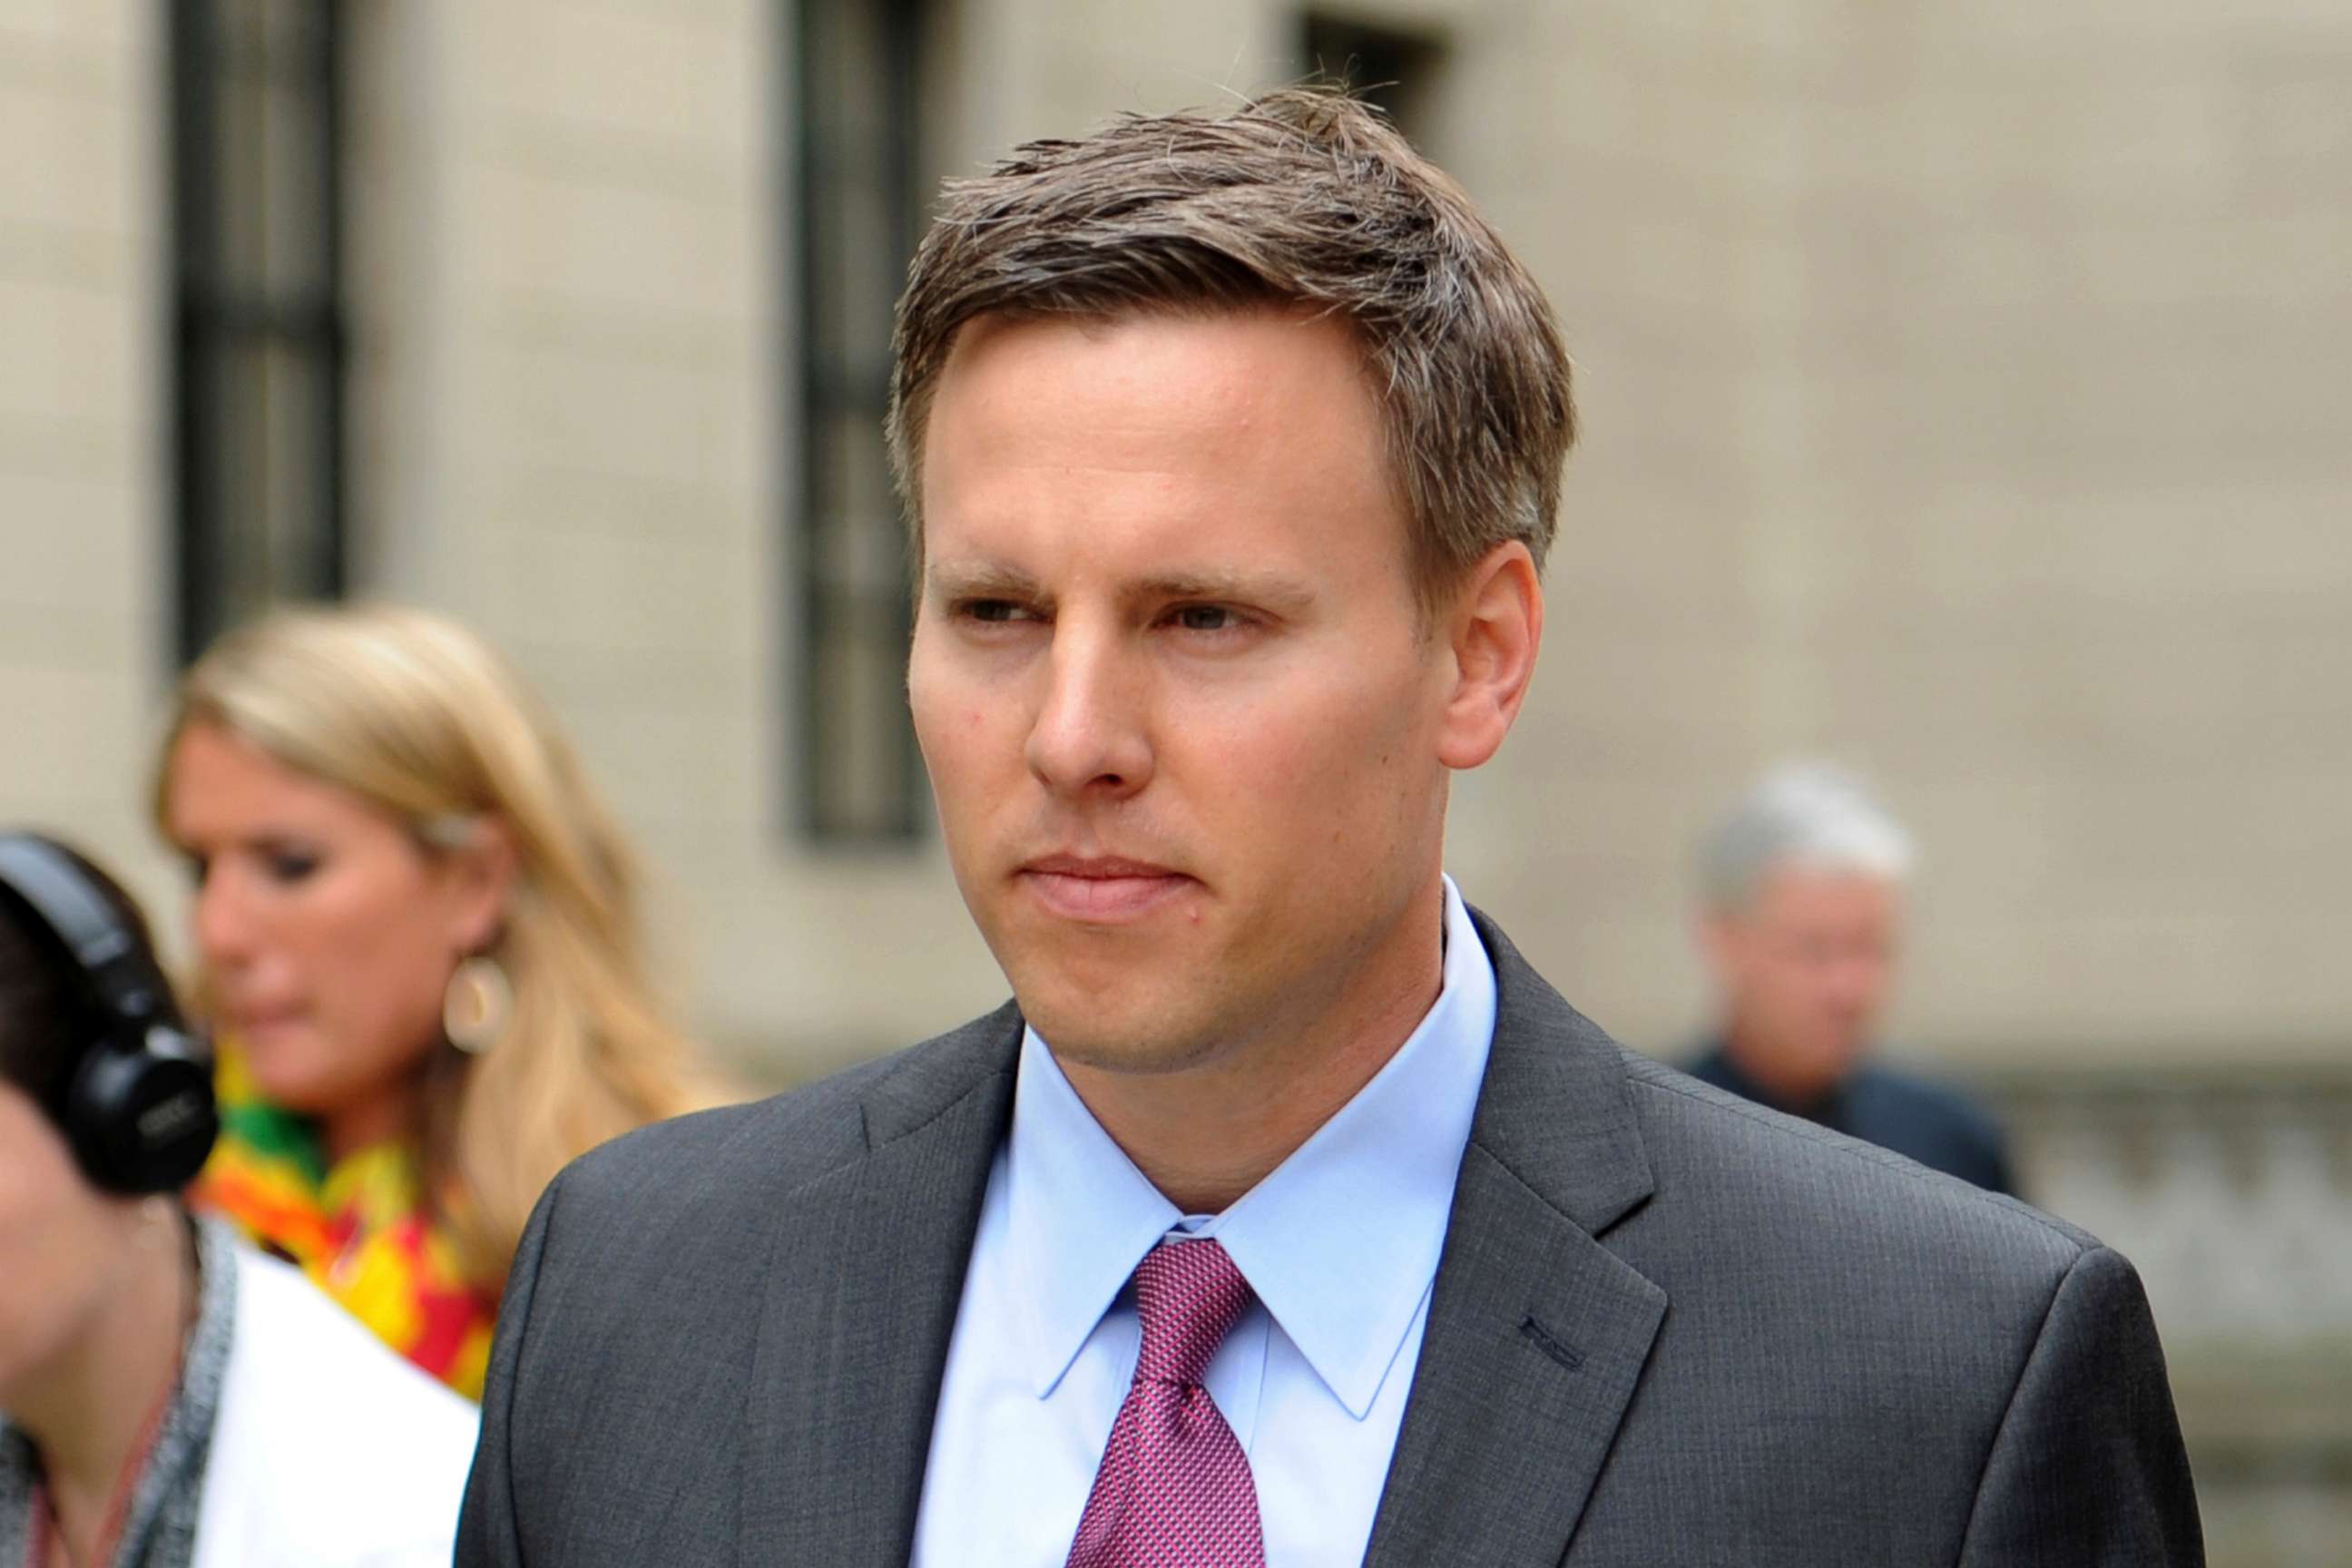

{"left": 924, "top": 562, "right": 1044, "bottom": 602}
{"left": 1131, "top": 571, "right": 1318, "bottom": 614}
{"left": 922, "top": 563, "right": 1320, "bottom": 615}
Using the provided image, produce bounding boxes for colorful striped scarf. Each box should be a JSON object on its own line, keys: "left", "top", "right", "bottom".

{"left": 190, "top": 1047, "right": 495, "bottom": 1402}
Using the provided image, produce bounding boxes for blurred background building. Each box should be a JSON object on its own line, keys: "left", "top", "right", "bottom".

{"left": 3, "top": 1, "right": 2346, "bottom": 1559}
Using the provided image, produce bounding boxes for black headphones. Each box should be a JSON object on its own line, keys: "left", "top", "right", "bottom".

{"left": 0, "top": 833, "right": 219, "bottom": 1194}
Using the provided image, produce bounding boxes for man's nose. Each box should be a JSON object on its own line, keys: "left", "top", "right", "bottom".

{"left": 1024, "top": 626, "right": 1153, "bottom": 801}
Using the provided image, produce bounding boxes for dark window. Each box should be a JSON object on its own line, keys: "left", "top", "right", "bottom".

{"left": 789, "top": 0, "right": 933, "bottom": 844}
{"left": 170, "top": 0, "right": 347, "bottom": 666}
{"left": 1299, "top": 13, "right": 1445, "bottom": 131}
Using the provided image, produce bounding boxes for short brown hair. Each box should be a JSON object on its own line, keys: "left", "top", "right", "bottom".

{"left": 887, "top": 86, "right": 1576, "bottom": 608}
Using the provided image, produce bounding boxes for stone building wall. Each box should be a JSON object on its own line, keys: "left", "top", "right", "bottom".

{"left": 4, "top": 5, "right": 2345, "bottom": 1554}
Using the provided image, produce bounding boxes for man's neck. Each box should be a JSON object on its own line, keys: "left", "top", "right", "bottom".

{"left": 7, "top": 1210, "right": 192, "bottom": 1554}
{"left": 1059, "top": 885, "right": 1449, "bottom": 1214}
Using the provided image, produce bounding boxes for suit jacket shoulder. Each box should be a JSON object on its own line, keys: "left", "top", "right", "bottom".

{"left": 1606, "top": 1057, "right": 2192, "bottom": 1565}
{"left": 1361, "top": 916, "right": 2198, "bottom": 1567}
{"left": 554, "top": 999, "right": 1022, "bottom": 1220}
{"left": 1681, "top": 1041, "right": 2016, "bottom": 1193}
{"left": 1587, "top": 1059, "right": 2191, "bottom": 1563}
{"left": 1844, "top": 1060, "right": 2018, "bottom": 1191}
{"left": 1625, "top": 1051, "right": 2072, "bottom": 1271}
{"left": 458, "top": 1004, "right": 1023, "bottom": 1568}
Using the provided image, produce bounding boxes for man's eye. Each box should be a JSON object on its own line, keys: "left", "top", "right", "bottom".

{"left": 963, "top": 600, "right": 1034, "bottom": 624}
{"left": 1171, "top": 605, "right": 1240, "bottom": 632}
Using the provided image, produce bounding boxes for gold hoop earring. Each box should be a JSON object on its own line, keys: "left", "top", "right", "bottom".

{"left": 443, "top": 956, "right": 514, "bottom": 1055}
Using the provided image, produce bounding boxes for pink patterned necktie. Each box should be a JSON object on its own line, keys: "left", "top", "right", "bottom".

{"left": 1064, "top": 1239, "right": 1268, "bottom": 1568}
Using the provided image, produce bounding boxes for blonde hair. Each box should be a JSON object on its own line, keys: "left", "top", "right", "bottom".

{"left": 154, "top": 603, "right": 711, "bottom": 1292}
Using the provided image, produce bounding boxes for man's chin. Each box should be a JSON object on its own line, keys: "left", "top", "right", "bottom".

{"left": 1013, "top": 986, "right": 1227, "bottom": 1079}
{"left": 1042, "top": 1034, "right": 1230, "bottom": 1080}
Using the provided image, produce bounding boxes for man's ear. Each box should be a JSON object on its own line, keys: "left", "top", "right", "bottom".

{"left": 443, "top": 816, "right": 519, "bottom": 955}
{"left": 1435, "top": 541, "right": 1544, "bottom": 770}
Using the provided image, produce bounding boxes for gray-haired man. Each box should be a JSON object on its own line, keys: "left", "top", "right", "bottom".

{"left": 1687, "top": 763, "right": 2016, "bottom": 1192}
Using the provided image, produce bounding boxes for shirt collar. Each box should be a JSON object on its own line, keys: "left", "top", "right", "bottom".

{"left": 1005, "top": 877, "right": 1498, "bottom": 1418}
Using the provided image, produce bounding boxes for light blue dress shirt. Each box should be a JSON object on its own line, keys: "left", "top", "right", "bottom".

{"left": 911, "top": 877, "right": 1498, "bottom": 1567}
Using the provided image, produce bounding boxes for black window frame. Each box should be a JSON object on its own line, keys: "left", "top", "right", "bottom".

{"left": 1300, "top": 12, "right": 1446, "bottom": 130}
{"left": 786, "top": 0, "right": 932, "bottom": 846}
{"left": 169, "top": 0, "right": 348, "bottom": 668}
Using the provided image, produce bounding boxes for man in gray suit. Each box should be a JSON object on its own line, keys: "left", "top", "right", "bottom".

{"left": 457, "top": 89, "right": 2201, "bottom": 1566}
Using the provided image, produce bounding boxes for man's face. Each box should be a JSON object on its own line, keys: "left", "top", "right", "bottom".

{"left": 1705, "top": 867, "right": 1902, "bottom": 1101}
{"left": 908, "top": 308, "right": 1457, "bottom": 1076}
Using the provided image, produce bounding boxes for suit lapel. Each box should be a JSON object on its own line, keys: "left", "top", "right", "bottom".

{"left": 1364, "top": 916, "right": 1667, "bottom": 1568}
{"left": 739, "top": 1006, "right": 1022, "bottom": 1565}
{"left": 730, "top": 917, "right": 1659, "bottom": 1565}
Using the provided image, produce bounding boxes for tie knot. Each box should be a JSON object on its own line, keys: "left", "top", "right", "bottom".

{"left": 1131, "top": 1239, "right": 1254, "bottom": 1388}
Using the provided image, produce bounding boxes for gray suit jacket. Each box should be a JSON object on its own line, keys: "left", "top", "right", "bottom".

{"left": 457, "top": 916, "right": 2202, "bottom": 1565}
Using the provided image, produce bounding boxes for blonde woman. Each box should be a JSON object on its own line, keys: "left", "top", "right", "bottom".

{"left": 153, "top": 604, "right": 711, "bottom": 1399}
